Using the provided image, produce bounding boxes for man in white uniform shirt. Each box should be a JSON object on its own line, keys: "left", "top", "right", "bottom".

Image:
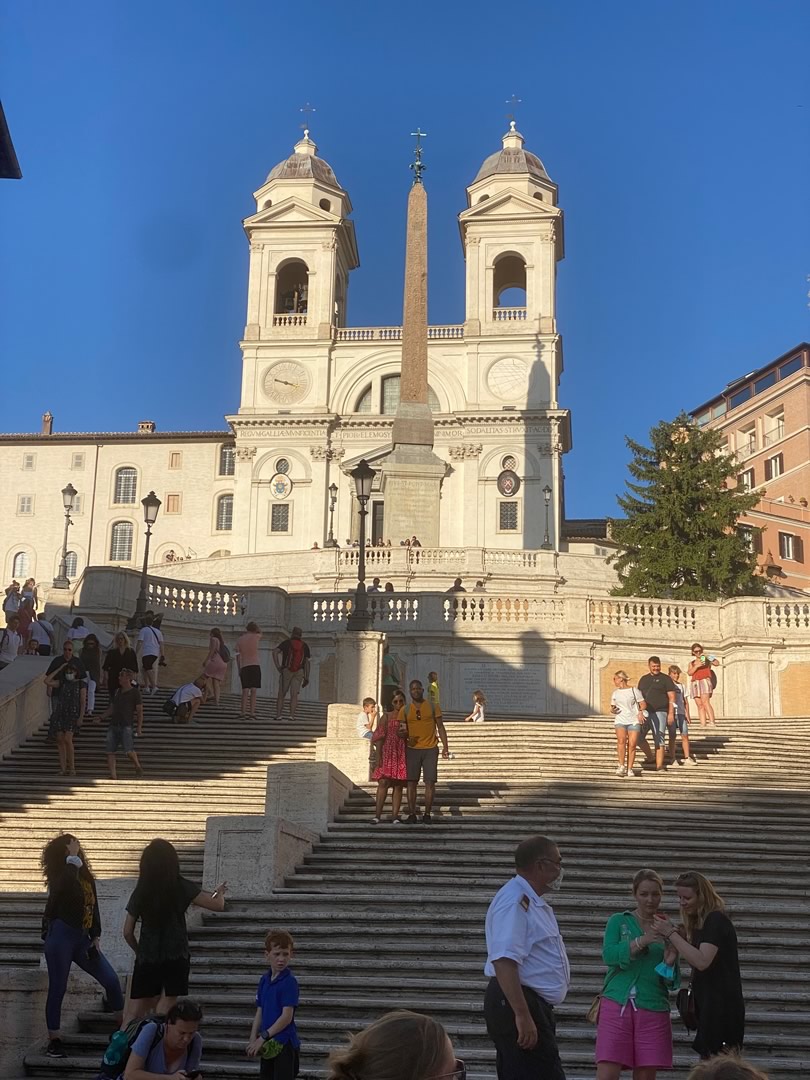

{"left": 484, "top": 835, "right": 570, "bottom": 1079}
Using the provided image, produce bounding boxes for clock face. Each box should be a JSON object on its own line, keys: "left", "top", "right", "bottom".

{"left": 263, "top": 361, "right": 310, "bottom": 405}
{"left": 487, "top": 357, "right": 529, "bottom": 401}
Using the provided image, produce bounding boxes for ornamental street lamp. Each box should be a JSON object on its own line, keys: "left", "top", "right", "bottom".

{"left": 347, "top": 460, "right": 374, "bottom": 632}
{"left": 52, "top": 483, "right": 78, "bottom": 589}
{"left": 128, "top": 490, "right": 162, "bottom": 629}
{"left": 326, "top": 482, "right": 339, "bottom": 548}
{"left": 542, "top": 484, "right": 553, "bottom": 549}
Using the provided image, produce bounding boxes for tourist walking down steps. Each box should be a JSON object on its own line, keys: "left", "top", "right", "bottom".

{"left": 484, "top": 834, "right": 570, "bottom": 1080}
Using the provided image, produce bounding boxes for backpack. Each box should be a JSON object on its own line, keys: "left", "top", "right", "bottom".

{"left": 219, "top": 641, "right": 231, "bottom": 663}
{"left": 162, "top": 699, "right": 177, "bottom": 718}
{"left": 96, "top": 1018, "right": 163, "bottom": 1079}
{"left": 287, "top": 638, "right": 305, "bottom": 673}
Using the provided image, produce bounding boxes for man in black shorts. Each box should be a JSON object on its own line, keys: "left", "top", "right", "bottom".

{"left": 400, "top": 679, "right": 450, "bottom": 824}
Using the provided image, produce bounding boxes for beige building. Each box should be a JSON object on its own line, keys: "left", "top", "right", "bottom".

{"left": 691, "top": 342, "right": 810, "bottom": 590}
{"left": 2, "top": 123, "right": 591, "bottom": 590}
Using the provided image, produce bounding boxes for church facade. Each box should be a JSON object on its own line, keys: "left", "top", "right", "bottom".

{"left": 1, "top": 126, "right": 575, "bottom": 586}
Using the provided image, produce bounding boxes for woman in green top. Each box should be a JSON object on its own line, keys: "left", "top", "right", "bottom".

{"left": 595, "top": 868, "right": 679, "bottom": 1079}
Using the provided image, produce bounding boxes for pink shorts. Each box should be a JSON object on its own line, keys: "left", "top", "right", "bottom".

{"left": 595, "top": 996, "right": 673, "bottom": 1069}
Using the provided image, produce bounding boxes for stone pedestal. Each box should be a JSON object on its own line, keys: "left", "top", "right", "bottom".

{"left": 334, "top": 630, "right": 385, "bottom": 704}
{"left": 314, "top": 703, "right": 375, "bottom": 784}
{"left": 380, "top": 456, "right": 446, "bottom": 548}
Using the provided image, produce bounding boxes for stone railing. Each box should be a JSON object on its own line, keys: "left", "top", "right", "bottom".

{"left": 336, "top": 546, "right": 554, "bottom": 578}
{"left": 272, "top": 313, "right": 307, "bottom": 327}
{"left": 306, "top": 593, "right": 565, "bottom": 629}
{"left": 765, "top": 602, "right": 810, "bottom": 629}
{"left": 335, "top": 325, "right": 464, "bottom": 342}
{"left": 589, "top": 599, "right": 699, "bottom": 631}
{"left": 147, "top": 581, "right": 245, "bottom": 618}
{"left": 492, "top": 307, "right": 528, "bottom": 321}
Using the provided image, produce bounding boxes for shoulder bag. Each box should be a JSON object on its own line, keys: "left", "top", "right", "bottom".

{"left": 676, "top": 975, "right": 697, "bottom": 1030}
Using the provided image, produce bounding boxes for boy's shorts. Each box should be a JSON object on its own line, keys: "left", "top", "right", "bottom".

{"left": 259, "top": 1043, "right": 299, "bottom": 1079}
{"left": 674, "top": 713, "right": 688, "bottom": 735}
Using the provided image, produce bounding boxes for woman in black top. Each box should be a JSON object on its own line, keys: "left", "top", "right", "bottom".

{"left": 41, "top": 833, "right": 124, "bottom": 1059}
{"left": 653, "top": 871, "right": 744, "bottom": 1058}
{"left": 45, "top": 640, "right": 87, "bottom": 776}
{"left": 122, "top": 838, "right": 226, "bottom": 1024}
{"left": 102, "top": 631, "right": 138, "bottom": 699}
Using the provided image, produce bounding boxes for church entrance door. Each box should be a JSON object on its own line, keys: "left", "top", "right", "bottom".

{"left": 371, "top": 500, "right": 385, "bottom": 545}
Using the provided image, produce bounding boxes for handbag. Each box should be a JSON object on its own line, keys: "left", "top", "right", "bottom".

{"left": 676, "top": 983, "right": 697, "bottom": 1030}
{"left": 585, "top": 994, "right": 601, "bottom": 1024}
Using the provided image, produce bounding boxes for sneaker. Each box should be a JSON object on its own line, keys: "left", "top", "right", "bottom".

{"left": 684, "top": 756, "right": 698, "bottom": 766}
{"left": 370, "top": 816, "right": 380, "bottom": 824}
{"left": 405, "top": 814, "right": 418, "bottom": 824}
{"left": 631, "top": 766, "right": 643, "bottom": 776}
{"left": 391, "top": 817, "right": 402, "bottom": 824}
{"left": 46, "top": 1039, "right": 67, "bottom": 1059}
{"left": 422, "top": 813, "right": 432, "bottom": 824}
{"left": 627, "top": 770, "right": 641, "bottom": 779}
{"left": 273, "top": 716, "right": 283, "bottom": 722}
{"left": 615, "top": 764, "right": 627, "bottom": 777}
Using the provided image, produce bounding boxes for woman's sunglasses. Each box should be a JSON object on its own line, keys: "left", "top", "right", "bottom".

{"left": 434, "top": 1061, "right": 466, "bottom": 1080}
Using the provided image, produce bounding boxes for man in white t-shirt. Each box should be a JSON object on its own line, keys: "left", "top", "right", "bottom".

{"left": 0, "top": 615, "right": 23, "bottom": 670}
{"left": 170, "top": 677, "right": 206, "bottom": 723}
{"left": 28, "top": 616, "right": 55, "bottom": 656}
{"left": 136, "top": 614, "right": 165, "bottom": 695}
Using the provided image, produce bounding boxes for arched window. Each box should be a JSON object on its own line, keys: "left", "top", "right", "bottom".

{"left": 381, "top": 375, "right": 441, "bottom": 415}
{"left": 493, "top": 252, "right": 527, "bottom": 309}
{"left": 12, "top": 551, "right": 30, "bottom": 578}
{"left": 219, "top": 445, "right": 236, "bottom": 476}
{"left": 355, "top": 386, "right": 372, "bottom": 413}
{"left": 275, "top": 260, "right": 309, "bottom": 314}
{"left": 65, "top": 551, "right": 78, "bottom": 578}
{"left": 216, "top": 494, "right": 234, "bottom": 532}
{"left": 114, "top": 467, "right": 137, "bottom": 504}
{"left": 109, "top": 522, "right": 134, "bottom": 562}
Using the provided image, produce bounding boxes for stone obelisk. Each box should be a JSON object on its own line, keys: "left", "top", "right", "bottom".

{"left": 381, "top": 132, "right": 446, "bottom": 546}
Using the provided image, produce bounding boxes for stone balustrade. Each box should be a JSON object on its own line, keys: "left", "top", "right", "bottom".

{"left": 272, "top": 313, "right": 307, "bottom": 327}
{"left": 334, "top": 324, "right": 464, "bottom": 342}
{"left": 492, "top": 306, "right": 528, "bottom": 321}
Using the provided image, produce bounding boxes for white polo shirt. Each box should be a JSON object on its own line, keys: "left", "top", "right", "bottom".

{"left": 484, "top": 875, "right": 571, "bottom": 1005}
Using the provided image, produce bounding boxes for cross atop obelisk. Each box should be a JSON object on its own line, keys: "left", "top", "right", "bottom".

{"left": 390, "top": 130, "right": 433, "bottom": 453}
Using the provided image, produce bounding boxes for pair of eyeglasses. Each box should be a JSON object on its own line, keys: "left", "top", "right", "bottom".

{"left": 434, "top": 1061, "right": 466, "bottom": 1080}
{"left": 540, "top": 857, "right": 563, "bottom": 869}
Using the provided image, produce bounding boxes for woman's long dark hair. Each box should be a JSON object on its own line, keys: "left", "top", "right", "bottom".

{"left": 41, "top": 833, "right": 94, "bottom": 890}
{"left": 135, "top": 838, "right": 185, "bottom": 922}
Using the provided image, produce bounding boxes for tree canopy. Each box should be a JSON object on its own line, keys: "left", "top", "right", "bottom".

{"left": 609, "top": 412, "right": 764, "bottom": 600}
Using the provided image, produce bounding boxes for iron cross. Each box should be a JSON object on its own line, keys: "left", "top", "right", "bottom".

{"left": 410, "top": 128, "right": 428, "bottom": 184}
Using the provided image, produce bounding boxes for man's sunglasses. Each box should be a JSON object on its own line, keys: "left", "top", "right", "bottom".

{"left": 435, "top": 1061, "right": 466, "bottom": 1080}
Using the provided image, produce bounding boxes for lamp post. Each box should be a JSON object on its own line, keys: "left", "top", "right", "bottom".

{"left": 128, "top": 490, "right": 162, "bottom": 629}
{"left": 542, "top": 484, "right": 553, "bottom": 549}
{"left": 52, "top": 483, "right": 78, "bottom": 589}
{"left": 326, "top": 482, "right": 338, "bottom": 548}
{"left": 347, "top": 460, "right": 374, "bottom": 632}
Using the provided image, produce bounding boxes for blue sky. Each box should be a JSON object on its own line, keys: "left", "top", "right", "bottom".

{"left": 1, "top": 0, "right": 808, "bottom": 517}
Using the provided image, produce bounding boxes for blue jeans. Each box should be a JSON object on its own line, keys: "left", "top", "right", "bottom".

{"left": 645, "top": 709, "right": 669, "bottom": 750}
{"left": 44, "top": 919, "right": 123, "bottom": 1030}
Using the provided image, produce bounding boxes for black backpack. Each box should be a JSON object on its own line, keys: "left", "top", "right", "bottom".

{"left": 96, "top": 1018, "right": 163, "bottom": 1079}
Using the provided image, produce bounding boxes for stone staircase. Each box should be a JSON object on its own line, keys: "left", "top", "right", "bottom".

{"left": 3, "top": 695, "right": 808, "bottom": 1079}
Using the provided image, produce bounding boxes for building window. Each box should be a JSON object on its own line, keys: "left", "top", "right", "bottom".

{"left": 739, "top": 526, "right": 762, "bottom": 555}
{"left": 219, "top": 445, "right": 236, "bottom": 476}
{"left": 109, "top": 522, "right": 134, "bottom": 561}
{"left": 275, "top": 259, "right": 309, "bottom": 314}
{"left": 114, "top": 467, "right": 137, "bottom": 504}
{"left": 764, "top": 453, "right": 784, "bottom": 481}
{"left": 165, "top": 494, "right": 181, "bottom": 514}
{"left": 216, "top": 494, "right": 233, "bottom": 531}
{"left": 779, "top": 355, "right": 803, "bottom": 380}
{"left": 754, "top": 371, "right": 777, "bottom": 395}
{"left": 381, "top": 375, "right": 441, "bottom": 415}
{"left": 169, "top": 452, "right": 183, "bottom": 469}
{"left": 498, "top": 501, "right": 519, "bottom": 531}
{"left": 493, "top": 251, "right": 527, "bottom": 308}
{"left": 17, "top": 495, "right": 34, "bottom": 515}
{"left": 764, "top": 411, "right": 785, "bottom": 446}
{"left": 355, "top": 386, "right": 372, "bottom": 413}
{"left": 22, "top": 453, "right": 35, "bottom": 471}
{"left": 71, "top": 453, "right": 85, "bottom": 471}
{"left": 72, "top": 494, "right": 83, "bottom": 515}
{"left": 65, "top": 551, "right": 78, "bottom": 578}
{"left": 275, "top": 458, "right": 290, "bottom": 475}
{"left": 737, "top": 469, "right": 755, "bottom": 492}
{"left": 12, "top": 551, "right": 30, "bottom": 578}
{"left": 501, "top": 454, "right": 518, "bottom": 471}
{"left": 270, "top": 504, "right": 290, "bottom": 533}
{"left": 778, "top": 533, "right": 804, "bottom": 562}
{"left": 737, "top": 426, "right": 756, "bottom": 457}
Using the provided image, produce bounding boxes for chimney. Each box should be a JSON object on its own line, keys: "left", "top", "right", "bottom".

{"left": 41, "top": 411, "right": 53, "bottom": 435}
{"left": 137, "top": 420, "right": 156, "bottom": 434}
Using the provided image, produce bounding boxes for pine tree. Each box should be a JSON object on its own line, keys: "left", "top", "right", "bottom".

{"left": 609, "top": 412, "right": 764, "bottom": 599}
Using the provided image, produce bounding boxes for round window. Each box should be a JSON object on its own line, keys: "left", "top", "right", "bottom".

{"left": 501, "top": 454, "right": 517, "bottom": 471}
{"left": 275, "top": 458, "right": 290, "bottom": 475}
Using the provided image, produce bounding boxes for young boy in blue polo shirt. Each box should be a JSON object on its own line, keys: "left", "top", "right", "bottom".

{"left": 246, "top": 929, "right": 300, "bottom": 1078}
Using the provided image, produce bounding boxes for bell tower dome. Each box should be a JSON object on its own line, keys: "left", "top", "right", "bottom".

{"left": 459, "top": 123, "right": 563, "bottom": 336}
{"left": 243, "top": 130, "right": 359, "bottom": 343}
